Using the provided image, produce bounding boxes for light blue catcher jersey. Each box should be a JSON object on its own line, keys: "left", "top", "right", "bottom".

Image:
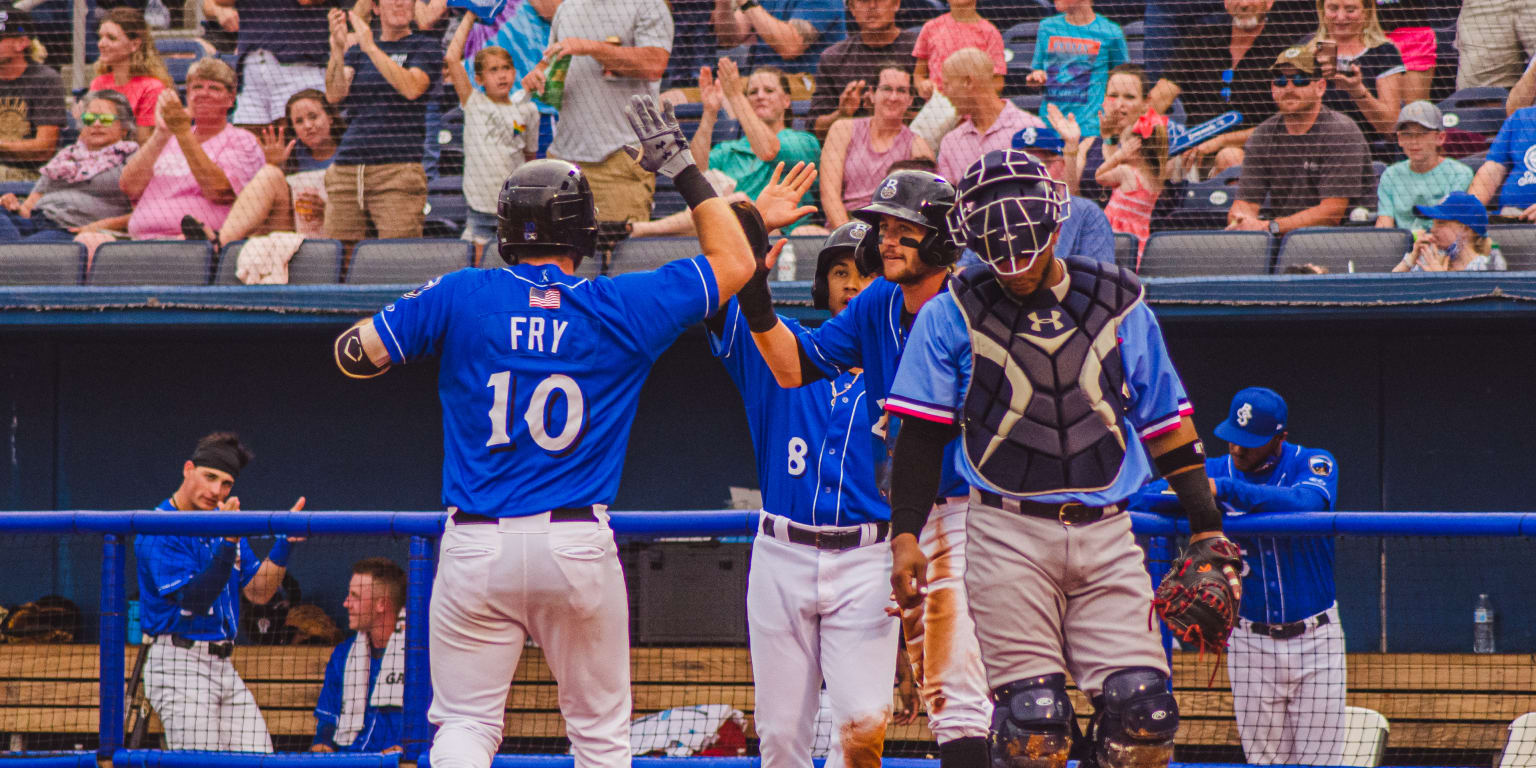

{"left": 711, "top": 299, "right": 885, "bottom": 525}
{"left": 1129, "top": 443, "right": 1339, "bottom": 624}
{"left": 885, "top": 288, "right": 1193, "bottom": 506}
{"left": 796, "top": 278, "right": 969, "bottom": 498}
{"left": 372, "top": 260, "right": 719, "bottom": 517}
{"left": 135, "top": 498, "right": 261, "bottom": 641}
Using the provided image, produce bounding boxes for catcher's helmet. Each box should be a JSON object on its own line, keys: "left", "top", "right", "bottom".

{"left": 812, "top": 220, "right": 874, "bottom": 310}
{"left": 851, "top": 170, "right": 960, "bottom": 275}
{"left": 497, "top": 159, "right": 598, "bottom": 268}
{"left": 948, "top": 149, "right": 1069, "bottom": 277}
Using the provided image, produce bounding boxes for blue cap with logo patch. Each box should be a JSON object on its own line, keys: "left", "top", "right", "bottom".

{"left": 1012, "top": 125, "right": 1065, "bottom": 155}
{"left": 1214, "top": 386, "right": 1287, "bottom": 448}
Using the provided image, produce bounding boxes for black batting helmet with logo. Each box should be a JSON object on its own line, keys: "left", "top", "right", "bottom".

{"left": 812, "top": 221, "right": 874, "bottom": 310}
{"left": 948, "top": 149, "right": 1069, "bottom": 276}
{"left": 851, "top": 170, "right": 960, "bottom": 274}
{"left": 497, "top": 159, "right": 598, "bottom": 268}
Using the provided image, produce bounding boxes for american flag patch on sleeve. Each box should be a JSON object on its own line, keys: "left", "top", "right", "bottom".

{"left": 529, "top": 287, "right": 561, "bottom": 309}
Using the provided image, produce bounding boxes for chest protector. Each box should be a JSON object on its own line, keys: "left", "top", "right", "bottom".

{"left": 951, "top": 256, "right": 1144, "bottom": 495}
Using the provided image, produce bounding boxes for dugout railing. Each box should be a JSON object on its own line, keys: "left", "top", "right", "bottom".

{"left": 0, "top": 510, "right": 1531, "bottom": 768}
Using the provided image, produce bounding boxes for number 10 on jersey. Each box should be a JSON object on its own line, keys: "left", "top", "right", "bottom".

{"left": 486, "top": 371, "right": 587, "bottom": 453}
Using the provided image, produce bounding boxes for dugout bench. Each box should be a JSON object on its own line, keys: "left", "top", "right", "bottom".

{"left": 1, "top": 645, "right": 1532, "bottom": 753}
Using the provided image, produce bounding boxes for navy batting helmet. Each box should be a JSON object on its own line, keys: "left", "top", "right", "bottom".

{"left": 497, "top": 159, "right": 598, "bottom": 268}
{"left": 812, "top": 221, "right": 874, "bottom": 310}
{"left": 948, "top": 149, "right": 1069, "bottom": 276}
{"left": 851, "top": 170, "right": 959, "bottom": 275}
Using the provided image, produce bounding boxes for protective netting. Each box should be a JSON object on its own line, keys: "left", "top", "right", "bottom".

{"left": 2, "top": 0, "right": 1536, "bottom": 283}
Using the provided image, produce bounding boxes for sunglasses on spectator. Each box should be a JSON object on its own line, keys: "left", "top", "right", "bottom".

{"left": 81, "top": 112, "right": 117, "bottom": 126}
{"left": 1273, "top": 73, "right": 1313, "bottom": 87}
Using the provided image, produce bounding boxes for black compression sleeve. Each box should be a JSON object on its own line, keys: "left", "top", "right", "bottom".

{"left": 178, "top": 540, "right": 238, "bottom": 614}
{"left": 1166, "top": 465, "right": 1224, "bottom": 534}
{"left": 890, "top": 417, "right": 962, "bottom": 539}
{"left": 737, "top": 268, "right": 776, "bottom": 332}
{"left": 674, "top": 165, "right": 717, "bottom": 210}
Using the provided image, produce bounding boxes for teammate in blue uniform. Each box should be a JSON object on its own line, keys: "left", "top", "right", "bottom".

{"left": 709, "top": 219, "right": 902, "bottom": 768}
{"left": 743, "top": 170, "right": 995, "bottom": 768}
{"left": 312, "top": 558, "right": 408, "bottom": 754}
{"left": 134, "top": 431, "right": 306, "bottom": 752}
{"left": 332, "top": 95, "right": 809, "bottom": 768}
{"left": 1129, "top": 387, "right": 1344, "bottom": 766}
{"left": 883, "top": 150, "right": 1239, "bottom": 768}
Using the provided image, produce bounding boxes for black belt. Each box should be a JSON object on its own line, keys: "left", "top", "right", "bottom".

{"left": 451, "top": 507, "right": 598, "bottom": 525}
{"left": 165, "top": 635, "right": 234, "bottom": 658}
{"left": 1248, "top": 611, "right": 1331, "bottom": 640}
{"left": 760, "top": 515, "right": 889, "bottom": 551}
{"left": 975, "top": 490, "right": 1120, "bottom": 525}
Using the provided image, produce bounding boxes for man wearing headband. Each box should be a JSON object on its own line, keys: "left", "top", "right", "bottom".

{"left": 134, "top": 431, "right": 307, "bottom": 753}
{"left": 881, "top": 148, "right": 1240, "bottom": 768}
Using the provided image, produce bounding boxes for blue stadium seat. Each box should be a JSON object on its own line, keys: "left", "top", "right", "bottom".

{"left": 1275, "top": 227, "right": 1410, "bottom": 274}
{"left": 214, "top": 239, "right": 345, "bottom": 285}
{"left": 425, "top": 175, "right": 469, "bottom": 231}
{"left": 611, "top": 237, "right": 700, "bottom": 273}
{"left": 1139, "top": 231, "right": 1271, "bottom": 276}
{"left": 1158, "top": 164, "right": 1240, "bottom": 231}
{"left": 1490, "top": 224, "right": 1536, "bottom": 271}
{"left": 436, "top": 107, "right": 465, "bottom": 178}
{"left": 651, "top": 186, "right": 687, "bottom": 218}
{"left": 0, "top": 180, "right": 33, "bottom": 198}
{"left": 1112, "top": 232, "right": 1137, "bottom": 271}
{"left": 346, "top": 239, "right": 473, "bottom": 284}
{"left": 89, "top": 241, "right": 213, "bottom": 285}
{"left": 1003, "top": 21, "right": 1039, "bottom": 74}
{"left": 0, "top": 242, "right": 86, "bottom": 285}
{"left": 1438, "top": 86, "right": 1510, "bottom": 137}
{"left": 155, "top": 38, "right": 207, "bottom": 85}
{"left": 1009, "top": 93, "right": 1043, "bottom": 113}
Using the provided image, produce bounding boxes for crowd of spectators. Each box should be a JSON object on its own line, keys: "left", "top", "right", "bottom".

{"left": 1, "top": 0, "right": 1533, "bottom": 275}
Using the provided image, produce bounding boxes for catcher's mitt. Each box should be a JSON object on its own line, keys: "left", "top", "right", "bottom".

{"left": 1154, "top": 536, "right": 1243, "bottom": 655}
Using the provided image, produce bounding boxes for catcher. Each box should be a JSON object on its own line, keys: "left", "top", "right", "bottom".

{"left": 881, "top": 150, "right": 1242, "bottom": 768}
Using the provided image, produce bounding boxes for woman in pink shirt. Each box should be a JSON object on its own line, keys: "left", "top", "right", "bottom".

{"left": 88, "top": 8, "right": 173, "bottom": 143}
{"left": 820, "top": 65, "right": 934, "bottom": 228}
{"left": 119, "top": 58, "right": 265, "bottom": 241}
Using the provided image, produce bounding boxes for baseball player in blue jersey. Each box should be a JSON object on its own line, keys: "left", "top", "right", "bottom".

{"left": 312, "top": 558, "right": 408, "bottom": 754}
{"left": 708, "top": 220, "right": 903, "bottom": 768}
{"left": 743, "top": 170, "right": 994, "bottom": 768}
{"left": 134, "top": 431, "right": 306, "bottom": 752}
{"left": 332, "top": 95, "right": 810, "bottom": 768}
{"left": 1130, "top": 387, "right": 1343, "bottom": 766}
{"left": 882, "top": 149, "right": 1242, "bottom": 768}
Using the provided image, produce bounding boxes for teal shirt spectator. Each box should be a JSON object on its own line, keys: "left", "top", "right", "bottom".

{"left": 1030, "top": 13, "right": 1127, "bottom": 137}
{"left": 708, "top": 128, "right": 821, "bottom": 230}
{"left": 463, "top": 1, "right": 557, "bottom": 116}
{"left": 1375, "top": 157, "right": 1474, "bottom": 231}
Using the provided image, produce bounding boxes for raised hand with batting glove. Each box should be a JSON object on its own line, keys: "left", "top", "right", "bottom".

{"left": 623, "top": 95, "right": 694, "bottom": 179}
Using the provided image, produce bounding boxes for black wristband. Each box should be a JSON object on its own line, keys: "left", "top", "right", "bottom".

{"left": 1166, "top": 467, "right": 1223, "bottom": 534}
{"left": 1153, "top": 438, "right": 1206, "bottom": 478}
{"left": 737, "top": 271, "right": 776, "bottom": 332}
{"left": 674, "top": 165, "right": 717, "bottom": 210}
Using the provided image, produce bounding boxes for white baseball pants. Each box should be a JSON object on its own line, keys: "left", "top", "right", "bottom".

{"left": 900, "top": 499, "right": 993, "bottom": 743}
{"left": 427, "top": 511, "right": 631, "bottom": 768}
{"left": 1229, "top": 605, "right": 1347, "bottom": 765}
{"left": 143, "top": 641, "right": 273, "bottom": 752}
{"left": 748, "top": 519, "right": 900, "bottom": 768}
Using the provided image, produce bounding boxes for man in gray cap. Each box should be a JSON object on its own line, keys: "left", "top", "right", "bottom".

{"left": 1374, "top": 100, "right": 1475, "bottom": 231}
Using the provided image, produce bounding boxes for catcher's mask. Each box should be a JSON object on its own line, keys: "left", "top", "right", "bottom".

{"left": 948, "top": 149, "right": 1070, "bottom": 277}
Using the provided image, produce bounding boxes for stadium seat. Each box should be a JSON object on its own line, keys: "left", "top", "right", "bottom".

{"left": 0, "top": 242, "right": 86, "bottom": 285}
{"left": 346, "top": 239, "right": 472, "bottom": 284}
{"left": 1275, "top": 227, "right": 1410, "bottom": 274}
{"left": 1340, "top": 706, "right": 1390, "bottom": 768}
{"left": 480, "top": 246, "right": 601, "bottom": 278}
{"left": 611, "top": 237, "right": 700, "bottom": 274}
{"left": 1438, "top": 86, "right": 1510, "bottom": 137}
{"left": 435, "top": 107, "right": 465, "bottom": 179}
{"left": 425, "top": 174, "right": 470, "bottom": 231}
{"left": 88, "top": 241, "right": 212, "bottom": 285}
{"left": 1139, "top": 231, "right": 1271, "bottom": 277}
{"left": 1010, "top": 93, "right": 1044, "bottom": 113}
{"left": 155, "top": 38, "right": 207, "bottom": 85}
{"left": 1002, "top": 21, "right": 1039, "bottom": 94}
{"left": 1497, "top": 712, "right": 1536, "bottom": 768}
{"left": 1158, "top": 164, "right": 1240, "bottom": 231}
{"left": 1112, "top": 232, "right": 1137, "bottom": 271}
{"left": 1491, "top": 225, "right": 1536, "bottom": 271}
{"left": 214, "top": 239, "right": 344, "bottom": 285}
{"left": 0, "top": 180, "right": 32, "bottom": 198}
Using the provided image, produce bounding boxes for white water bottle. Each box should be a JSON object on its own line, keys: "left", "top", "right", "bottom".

{"left": 776, "top": 239, "right": 797, "bottom": 281}
{"left": 1474, "top": 593, "right": 1496, "bottom": 654}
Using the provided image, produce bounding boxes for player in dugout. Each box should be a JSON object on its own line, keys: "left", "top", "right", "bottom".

{"left": 134, "top": 431, "right": 306, "bottom": 752}
{"left": 311, "top": 557, "right": 409, "bottom": 754}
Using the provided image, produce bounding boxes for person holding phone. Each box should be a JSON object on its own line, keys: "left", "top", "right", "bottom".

{"left": 1305, "top": 0, "right": 1403, "bottom": 157}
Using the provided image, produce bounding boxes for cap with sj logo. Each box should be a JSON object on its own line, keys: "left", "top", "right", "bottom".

{"left": 1214, "top": 386, "right": 1287, "bottom": 448}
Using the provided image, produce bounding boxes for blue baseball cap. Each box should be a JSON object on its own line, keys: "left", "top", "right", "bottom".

{"left": 1214, "top": 387, "right": 1287, "bottom": 448}
{"left": 1415, "top": 191, "right": 1488, "bottom": 237}
{"left": 1012, "top": 125, "right": 1065, "bottom": 155}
